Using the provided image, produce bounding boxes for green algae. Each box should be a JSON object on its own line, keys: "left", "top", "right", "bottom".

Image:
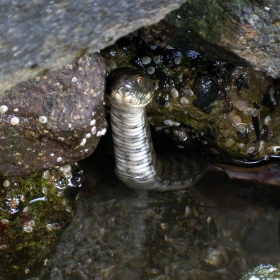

{"left": 0, "top": 164, "right": 81, "bottom": 280}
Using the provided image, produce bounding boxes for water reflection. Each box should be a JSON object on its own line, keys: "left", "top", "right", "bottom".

{"left": 50, "top": 152, "right": 280, "bottom": 279}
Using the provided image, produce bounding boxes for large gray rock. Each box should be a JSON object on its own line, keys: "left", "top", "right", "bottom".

{"left": 0, "top": 0, "right": 186, "bottom": 93}
{"left": 141, "top": 0, "right": 280, "bottom": 78}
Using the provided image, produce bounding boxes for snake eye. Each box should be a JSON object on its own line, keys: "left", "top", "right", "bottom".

{"left": 137, "top": 76, "right": 143, "bottom": 85}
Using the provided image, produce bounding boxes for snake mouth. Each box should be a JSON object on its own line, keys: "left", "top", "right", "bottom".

{"left": 110, "top": 86, "right": 152, "bottom": 107}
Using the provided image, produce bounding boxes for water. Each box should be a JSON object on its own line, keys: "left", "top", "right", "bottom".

{"left": 50, "top": 147, "right": 280, "bottom": 279}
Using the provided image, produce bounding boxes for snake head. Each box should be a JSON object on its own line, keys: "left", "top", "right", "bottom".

{"left": 107, "top": 67, "right": 154, "bottom": 110}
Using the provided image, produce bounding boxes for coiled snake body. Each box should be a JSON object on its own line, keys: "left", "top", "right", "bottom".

{"left": 107, "top": 67, "right": 207, "bottom": 191}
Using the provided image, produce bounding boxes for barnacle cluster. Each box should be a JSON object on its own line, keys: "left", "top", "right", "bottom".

{"left": 101, "top": 33, "right": 280, "bottom": 164}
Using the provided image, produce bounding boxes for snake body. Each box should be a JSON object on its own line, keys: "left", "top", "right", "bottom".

{"left": 107, "top": 67, "right": 207, "bottom": 191}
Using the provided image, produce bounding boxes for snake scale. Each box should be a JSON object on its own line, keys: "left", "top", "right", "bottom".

{"left": 107, "top": 67, "right": 207, "bottom": 191}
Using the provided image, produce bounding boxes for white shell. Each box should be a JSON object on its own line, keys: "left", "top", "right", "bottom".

{"left": 0, "top": 105, "right": 8, "bottom": 114}
{"left": 10, "top": 117, "right": 19, "bottom": 125}
{"left": 80, "top": 138, "right": 87, "bottom": 146}
{"left": 38, "top": 116, "right": 48, "bottom": 124}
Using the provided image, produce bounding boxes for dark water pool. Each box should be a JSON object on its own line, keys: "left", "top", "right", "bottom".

{"left": 50, "top": 166, "right": 280, "bottom": 279}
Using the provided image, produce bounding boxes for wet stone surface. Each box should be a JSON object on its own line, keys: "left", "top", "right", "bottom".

{"left": 241, "top": 264, "right": 280, "bottom": 279}
{"left": 0, "top": 53, "right": 107, "bottom": 176}
{"left": 141, "top": 0, "right": 280, "bottom": 78}
{"left": 101, "top": 33, "right": 280, "bottom": 165}
{"left": 0, "top": 163, "right": 83, "bottom": 279}
{"left": 0, "top": 0, "right": 185, "bottom": 93}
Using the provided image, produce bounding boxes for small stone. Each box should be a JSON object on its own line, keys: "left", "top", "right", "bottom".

{"left": 85, "top": 133, "right": 91, "bottom": 138}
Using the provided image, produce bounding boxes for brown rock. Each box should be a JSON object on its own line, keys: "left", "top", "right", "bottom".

{"left": 0, "top": 53, "right": 107, "bottom": 176}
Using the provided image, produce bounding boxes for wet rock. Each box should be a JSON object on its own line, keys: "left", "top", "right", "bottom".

{"left": 140, "top": 0, "right": 280, "bottom": 78}
{"left": 101, "top": 34, "right": 280, "bottom": 164}
{"left": 241, "top": 264, "right": 280, "bottom": 279}
{"left": 0, "top": 53, "right": 107, "bottom": 176}
{"left": 192, "top": 74, "right": 219, "bottom": 110}
{"left": 0, "top": 0, "right": 186, "bottom": 93}
{"left": 0, "top": 164, "right": 82, "bottom": 279}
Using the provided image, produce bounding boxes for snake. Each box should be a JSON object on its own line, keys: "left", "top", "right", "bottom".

{"left": 107, "top": 67, "right": 207, "bottom": 191}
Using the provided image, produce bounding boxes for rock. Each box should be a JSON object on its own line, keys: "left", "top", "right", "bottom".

{"left": 140, "top": 0, "right": 280, "bottom": 78}
{"left": 0, "top": 0, "right": 186, "bottom": 93}
{"left": 102, "top": 34, "right": 280, "bottom": 164}
{"left": 0, "top": 164, "right": 82, "bottom": 279}
{"left": 192, "top": 74, "right": 219, "bottom": 111}
{"left": 241, "top": 264, "right": 280, "bottom": 279}
{"left": 0, "top": 53, "right": 106, "bottom": 176}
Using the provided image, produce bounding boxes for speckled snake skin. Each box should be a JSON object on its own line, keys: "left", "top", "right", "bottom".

{"left": 107, "top": 67, "right": 207, "bottom": 191}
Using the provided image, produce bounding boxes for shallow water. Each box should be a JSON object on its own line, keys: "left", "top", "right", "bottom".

{"left": 50, "top": 149, "right": 280, "bottom": 279}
